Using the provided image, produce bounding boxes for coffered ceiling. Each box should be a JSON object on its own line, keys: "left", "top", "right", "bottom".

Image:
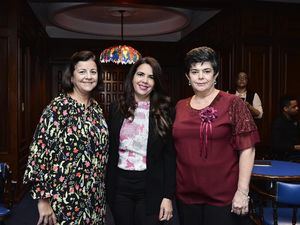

{"left": 28, "top": 0, "right": 300, "bottom": 42}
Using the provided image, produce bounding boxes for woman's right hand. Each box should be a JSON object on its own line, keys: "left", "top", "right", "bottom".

{"left": 37, "top": 199, "right": 57, "bottom": 225}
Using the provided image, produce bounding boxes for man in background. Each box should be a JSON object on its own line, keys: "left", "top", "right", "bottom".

{"left": 271, "top": 95, "right": 300, "bottom": 160}
{"left": 229, "top": 71, "right": 263, "bottom": 119}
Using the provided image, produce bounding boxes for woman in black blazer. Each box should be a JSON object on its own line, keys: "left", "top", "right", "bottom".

{"left": 106, "top": 57, "right": 176, "bottom": 225}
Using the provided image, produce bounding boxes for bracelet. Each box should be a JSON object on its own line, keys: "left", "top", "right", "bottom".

{"left": 237, "top": 189, "right": 250, "bottom": 199}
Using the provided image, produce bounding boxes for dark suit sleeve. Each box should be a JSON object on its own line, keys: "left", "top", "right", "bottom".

{"left": 271, "top": 118, "right": 293, "bottom": 150}
{"left": 108, "top": 102, "right": 116, "bottom": 128}
{"left": 105, "top": 102, "right": 119, "bottom": 205}
{"left": 107, "top": 102, "right": 117, "bottom": 160}
{"left": 163, "top": 107, "right": 176, "bottom": 199}
{"left": 271, "top": 119, "right": 282, "bottom": 148}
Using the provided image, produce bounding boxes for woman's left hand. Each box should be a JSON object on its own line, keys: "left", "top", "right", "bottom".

{"left": 231, "top": 189, "right": 250, "bottom": 216}
{"left": 159, "top": 198, "right": 173, "bottom": 221}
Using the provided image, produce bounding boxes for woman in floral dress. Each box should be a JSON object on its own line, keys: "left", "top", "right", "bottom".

{"left": 24, "top": 51, "right": 109, "bottom": 225}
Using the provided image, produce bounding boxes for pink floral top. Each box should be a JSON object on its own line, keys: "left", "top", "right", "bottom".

{"left": 118, "top": 101, "right": 150, "bottom": 171}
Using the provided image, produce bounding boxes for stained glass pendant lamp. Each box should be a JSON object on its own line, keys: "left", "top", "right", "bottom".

{"left": 99, "top": 10, "right": 142, "bottom": 65}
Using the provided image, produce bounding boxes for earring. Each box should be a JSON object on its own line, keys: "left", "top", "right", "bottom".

{"left": 188, "top": 80, "right": 191, "bottom": 86}
{"left": 214, "top": 80, "right": 217, "bottom": 85}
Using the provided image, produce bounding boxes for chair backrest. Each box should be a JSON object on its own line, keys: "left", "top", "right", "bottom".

{"left": 276, "top": 182, "right": 300, "bottom": 206}
{"left": 0, "top": 163, "right": 10, "bottom": 203}
{"left": 250, "top": 181, "right": 300, "bottom": 225}
{"left": 0, "top": 163, "right": 9, "bottom": 177}
{"left": 0, "top": 163, "right": 11, "bottom": 221}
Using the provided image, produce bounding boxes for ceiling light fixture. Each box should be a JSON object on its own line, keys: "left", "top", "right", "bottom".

{"left": 99, "top": 10, "right": 142, "bottom": 65}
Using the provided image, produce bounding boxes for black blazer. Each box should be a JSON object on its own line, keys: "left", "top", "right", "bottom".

{"left": 106, "top": 102, "right": 176, "bottom": 215}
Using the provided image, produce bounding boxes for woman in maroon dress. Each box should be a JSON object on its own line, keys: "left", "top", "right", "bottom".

{"left": 172, "top": 46, "right": 259, "bottom": 225}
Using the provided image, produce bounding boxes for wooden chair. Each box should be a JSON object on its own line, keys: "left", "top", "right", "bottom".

{"left": 250, "top": 181, "right": 300, "bottom": 225}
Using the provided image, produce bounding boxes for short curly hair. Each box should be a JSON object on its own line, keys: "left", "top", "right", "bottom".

{"left": 184, "top": 46, "right": 219, "bottom": 76}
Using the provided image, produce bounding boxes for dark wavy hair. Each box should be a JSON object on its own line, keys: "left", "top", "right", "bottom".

{"left": 184, "top": 46, "right": 219, "bottom": 76}
{"left": 61, "top": 50, "right": 103, "bottom": 96}
{"left": 118, "top": 57, "right": 172, "bottom": 138}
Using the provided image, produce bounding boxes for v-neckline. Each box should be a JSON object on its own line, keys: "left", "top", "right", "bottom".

{"left": 189, "top": 90, "right": 221, "bottom": 111}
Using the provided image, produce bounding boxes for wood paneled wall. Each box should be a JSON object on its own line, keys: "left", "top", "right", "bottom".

{"left": 0, "top": 0, "right": 19, "bottom": 176}
{"left": 180, "top": 2, "right": 300, "bottom": 155}
{"left": 99, "top": 65, "right": 129, "bottom": 116}
{"left": 0, "top": 0, "right": 51, "bottom": 200}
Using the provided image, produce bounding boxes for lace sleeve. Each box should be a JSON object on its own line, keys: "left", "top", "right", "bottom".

{"left": 229, "top": 97, "right": 260, "bottom": 150}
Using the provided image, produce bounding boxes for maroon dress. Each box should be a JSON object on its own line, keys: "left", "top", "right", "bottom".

{"left": 173, "top": 91, "right": 259, "bottom": 206}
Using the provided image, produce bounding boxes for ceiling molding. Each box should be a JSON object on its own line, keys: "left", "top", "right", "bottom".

{"left": 28, "top": 2, "right": 220, "bottom": 42}
{"left": 28, "top": 0, "right": 300, "bottom": 42}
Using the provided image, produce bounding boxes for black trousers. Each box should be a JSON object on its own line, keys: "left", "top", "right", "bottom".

{"left": 110, "top": 168, "right": 162, "bottom": 225}
{"left": 176, "top": 199, "right": 252, "bottom": 225}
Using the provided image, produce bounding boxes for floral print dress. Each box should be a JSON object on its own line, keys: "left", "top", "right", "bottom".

{"left": 23, "top": 93, "right": 109, "bottom": 225}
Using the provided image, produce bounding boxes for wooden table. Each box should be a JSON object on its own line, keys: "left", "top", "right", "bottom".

{"left": 250, "top": 160, "right": 300, "bottom": 224}
{"left": 252, "top": 160, "right": 300, "bottom": 181}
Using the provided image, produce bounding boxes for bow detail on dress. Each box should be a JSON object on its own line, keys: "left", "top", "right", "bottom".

{"left": 199, "top": 107, "right": 218, "bottom": 158}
